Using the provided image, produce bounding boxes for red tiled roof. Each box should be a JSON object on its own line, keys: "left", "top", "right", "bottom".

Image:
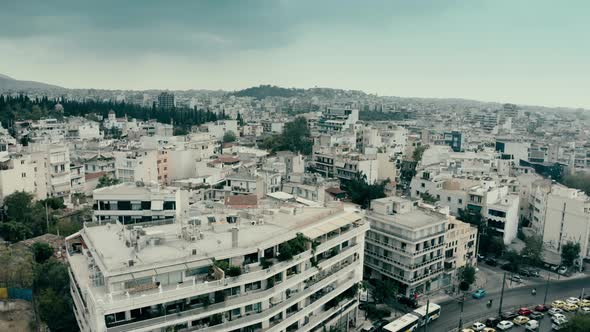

{"left": 217, "top": 155, "right": 240, "bottom": 164}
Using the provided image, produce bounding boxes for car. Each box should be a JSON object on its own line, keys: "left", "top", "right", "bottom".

{"left": 485, "top": 317, "right": 501, "bottom": 327}
{"left": 398, "top": 296, "right": 418, "bottom": 308}
{"left": 557, "top": 266, "right": 568, "bottom": 274}
{"left": 496, "top": 320, "right": 514, "bottom": 331}
{"left": 508, "top": 275, "right": 522, "bottom": 283}
{"left": 548, "top": 307, "right": 564, "bottom": 316}
{"left": 534, "top": 304, "right": 549, "bottom": 312}
{"left": 501, "top": 311, "right": 518, "bottom": 320}
{"left": 518, "top": 307, "right": 533, "bottom": 316}
{"left": 552, "top": 313, "right": 567, "bottom": 323}
{"left": 551, "top": 300, "right": 566, "bottom": 309}
{"left": 485, "top": 258, "right": 498, "bottom": 266}
{"left": 473, "top": 288, "right": 487, "bottom": 299}
{"left": 483, "top": 328, "right": 496, "bottom": 332}
{"left": 552, "top": 318, "right": 567, "bottom": 331}
{"left": 477, "top": 254, "right": 485, "bottom": 261}
{"left": 513, "top": 315, "right": 530, "bottom": 325}
{"left": 461, "top": 329, "right": 475, "bottom": 332}
{"left": 472, "top": 322, "right": 486, "bottom": 331}
{"left": 501, "top": 263, "right": 517, "bottom": 272}
{"left": 580, "top": 307, "right": 590, "bottom": 315}
{"left": 528, "top": 270, "right": 540, "bottom": 278}
{"left": 563, "top": 303, "right": 578, "bottom": 312}
{"left": 580, "top": 299, "right": 590, "bottom": 308}
{"left": 530, "top": 311, "right": 544, "bottom": 320}
{"left": 525, "top": 320, "right": 539, "bottom": 331}
{"left": 519, "top": 269, "right": 532, "bottom": 277}
{"left": 566, "top": 297, "right": 580, "bottom": 305}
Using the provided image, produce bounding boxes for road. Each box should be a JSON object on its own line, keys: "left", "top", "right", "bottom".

{"left": 425, "top": 275, "right": 590, "bottom": 332}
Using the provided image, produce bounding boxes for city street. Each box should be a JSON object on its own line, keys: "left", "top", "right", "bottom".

{"left": 426, "top": 275, "right": 590, "bottom": 332}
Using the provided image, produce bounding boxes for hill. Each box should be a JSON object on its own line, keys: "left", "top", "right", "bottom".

{"left": 0, "top": 74, "right": 64, "bottom": 91}
{"left": 231, "top": 85, "right": 304, "bottom": 99}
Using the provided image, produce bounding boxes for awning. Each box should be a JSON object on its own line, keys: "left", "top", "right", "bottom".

{"left": 151, "top": 200, "right": 164, "bottom": 211}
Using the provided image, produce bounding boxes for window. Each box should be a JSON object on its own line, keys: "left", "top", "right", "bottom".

{"left": 21, "top": 173, "right": 26, "bottom": 178}
{"left": 458, "top": 199, "right": 463, "bottom": 204}
{"left": 447, "top": 197, "right": 451, "bottom": 202}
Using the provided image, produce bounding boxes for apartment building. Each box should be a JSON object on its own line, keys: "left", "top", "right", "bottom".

{"left": 70, "top": 163, "right": 86, "bottom": 194}
{"left": 443, "top": 217, "right": 477, "bottom": 286}
{"left": 529, "top": 182, "right": 590, "bottom": 262}
{"left": 28, "top": 143, "right": 72, "bottom": 199}
{"left": 67, "top": 202, "right": 368, "bottom": 332}
{"left": 114, "top": 150, "right": 159, "bottom": 184}
{"left": 201, "top": 120, "right": 238, "bottom": 141}
{"left": 92, "top": 182, "right": 186, "bottom": 225}
{"left": 0, "top": 153, "right": 46, "bottom": 202}
{"left": 317, "top": 107, "right": 358, "bottom": 133}
{"left": 364, "top": 196, "right": 447, "bottom": 297}
{"left": 311, "top": 146, "right": 379, "bottom": 184}
{"left": 411, "top": 171, "right": 519, "bottom": 244}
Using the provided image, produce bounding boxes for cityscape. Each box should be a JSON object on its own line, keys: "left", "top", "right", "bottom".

{"left": 0, "top": 2, "right": 589, "bottom": 332}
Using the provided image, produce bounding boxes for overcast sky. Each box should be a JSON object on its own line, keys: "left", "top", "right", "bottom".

{"left": 1, "top": 0, "right": 588, "bottom": 108}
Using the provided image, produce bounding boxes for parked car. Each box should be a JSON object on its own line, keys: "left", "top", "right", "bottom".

{"left": 530, "top": 311, "right": 544, "bottom": 320}
{"left": 485, "top": 317, "right": 501, "bottom": 327}
{"left": 566, "top": 297, "right": 580, "bottom": 305}
{"left": 529, "top": 269, "right": 540, "bottom": 277}
{"left": 518, "top": 307, "right": 532, "bottom": 316}
{"left": 501, "top": 263, "right": 517, "bottom": 272}
{"left": 551, "top": 300, "right": 566, "bottom": 309}
{"left": 580, "top": 307, "right": 590, "bottom": 315}
{"left": 513, "top": 315, "right": 530, "bottom": 325}
{"left": 398, "top": 296, "right": 418, "bottom": 308}
{"left": 496, "top": 320, "right": 514, "bottom": 331}
{"left": 472, "top": 322, "right": 486, "bottom": 331}
{"left": 563, "top": 303, "right": 578, "bottom": 312}
{"left": 485, "top": 258, "right": 498, "bottom": 266}
{"left": 525, "top": 320, "right": 539, "bottom": 331}
{"left": 557, "top": 266, "right": 568, "bottom": 274}
{"left": 548, "top": 307, "right": 564, "bottom": 316}
{"left": 473, "top": 288, "right": 487, "bottom": 299}
{"left": 534, "top": 304, "right": 549, "bottom": 312}
{"left": 551, "top": 313, "right": 567, "bottom": 323}
{"left": 501, "top": 311, "right": 518, "bottom": 320}
{"left": 508, "top": 275, "right": 522, "bottom": 283}
{"left": 461, "top": 329, "right": 475, "bottom": 332}
{"left": 580, "top": 299, "right": 590, "bottom": 308}
{"left": 552, "top": 316, "right": 568, "bottom": 330}
{"left": 483, "top": 328, "right": 496, "bottom": 332}
{"left": 477, "top": 254, "right": 485, "bottom": 261}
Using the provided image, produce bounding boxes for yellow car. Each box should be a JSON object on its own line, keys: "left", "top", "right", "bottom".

{"left": 513, "top": 315, "right": 530, "bottom": 325}
{"left": 563, "top": 303, "right": 579, "bottom": 312}
{"left": 461, "top": 329, "right": 475, "bottom": 332}
{"left": 580, "top": 299, "right": 590, "bottom": 308}
{"left": 552, "top": 300, "right": 566, "bottom": 308}
{"left": 483, "top": 328, "right": 496, "bottom": 332}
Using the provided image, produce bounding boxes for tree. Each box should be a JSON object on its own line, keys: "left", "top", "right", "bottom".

{"left": 32, "top": 242, "right": 54, "bottom": 264}
{"left": 236, "top": 112, "right": 245, "bottom": 126}
{"left": 561, "top": 241, "right": 581, "bottom": 267}
{"left": 280, "top": 116, "right": 312, "bottom": 155}
{"left": 4, "top": 191, "right": 35, "bottom": 222}
{"left": 561, "top": 173, "right": 590, "bottom": 195}
{"left": 222, "top": 130, "right": 237, "bottom": 143}
{"left": 521, "top": 235, "right": 544, "bottom": 265}
{"left": 562, "top": 315, "right": 590, "bottom": 331}
{"left": 173, "top": 126, "right": 189, "bottom": 135}
{"left": 412, "top": 145, "right": 429, "bottom": 162}
{"left": 342, "top": 173, "right": 387, "bottom": 209}
{"left": 33, "top": 260, "right": 77, "bottom": 331}
{"left": 0, "top": 221, "right": 33, "bottom": 242}
{"left": 420, "top": 192, "right": 438, "bottom": 204}
{"left": 96, "top": 175, "right": 121, "bottom": 188}
{"left": 460, "top": 265, "right": 476, "bottom": 290}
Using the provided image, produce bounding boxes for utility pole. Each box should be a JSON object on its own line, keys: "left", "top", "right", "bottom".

{"left": 423, "top": 298, "right": 430, "bottom": 332}
{"left": 498, "top": 272, "right": 506, "bottom": 316}
{"left": 458, "top": 293, "right": 465, "bottom": 329}
{"left": 543, "top": 274, "right": 550, "bottom": 305}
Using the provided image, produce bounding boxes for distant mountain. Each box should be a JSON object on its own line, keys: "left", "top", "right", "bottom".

{"left": 0, "top": 74, "right": 64, "bottom": 91}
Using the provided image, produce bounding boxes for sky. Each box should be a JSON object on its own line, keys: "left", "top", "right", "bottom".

{"left": 1, "top": 0, "right": 589, "bottom": 108}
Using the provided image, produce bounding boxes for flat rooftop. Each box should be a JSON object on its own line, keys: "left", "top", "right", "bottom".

{"left": 388, "top": 209, "right": 447, "bottom": 229}
{"left": 79, "top": 203, "right": 362, "bottom": 276}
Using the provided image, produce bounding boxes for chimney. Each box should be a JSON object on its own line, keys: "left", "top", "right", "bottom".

{"left": 231, "top": 227, "right": 239, "bottom": 248}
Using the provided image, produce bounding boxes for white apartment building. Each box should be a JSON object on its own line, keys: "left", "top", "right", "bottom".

{"left": 411, "top": 171, "right": 520, "bottom": 244}
{"left": 312, "top": 146, "right": 379, "bottom": 184}
{"left": 529, "top": 181, "right": 590, "bottom": 261}
{"left": 201, "top": 120, "right": 238, "bottom": 141}
{"left": 70, "top": 163, "right": 86, "bottom": 194}
{"left": 318, "top": 107, "right": 358, "bottom": 133}
{"left": 28, "top": 143, "right": 72, "bottom": 199}
{"left": 114, "top": 150, "right": 159, "bottom": 184}
{"left": 0, "top": 153, "right": 46, "bottom": 202}
{"left": 92, "top": 182, "right": 187, "bottom": 225}
{"left": 67, "top": 203, "right": 368, "bottom": 332}
{"left": 364, "top": 197, "right": 447, "bottom": 297}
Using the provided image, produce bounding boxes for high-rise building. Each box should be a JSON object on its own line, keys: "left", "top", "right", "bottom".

{"left": 158, "top": 92, "right": 175, "bottom": 110}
